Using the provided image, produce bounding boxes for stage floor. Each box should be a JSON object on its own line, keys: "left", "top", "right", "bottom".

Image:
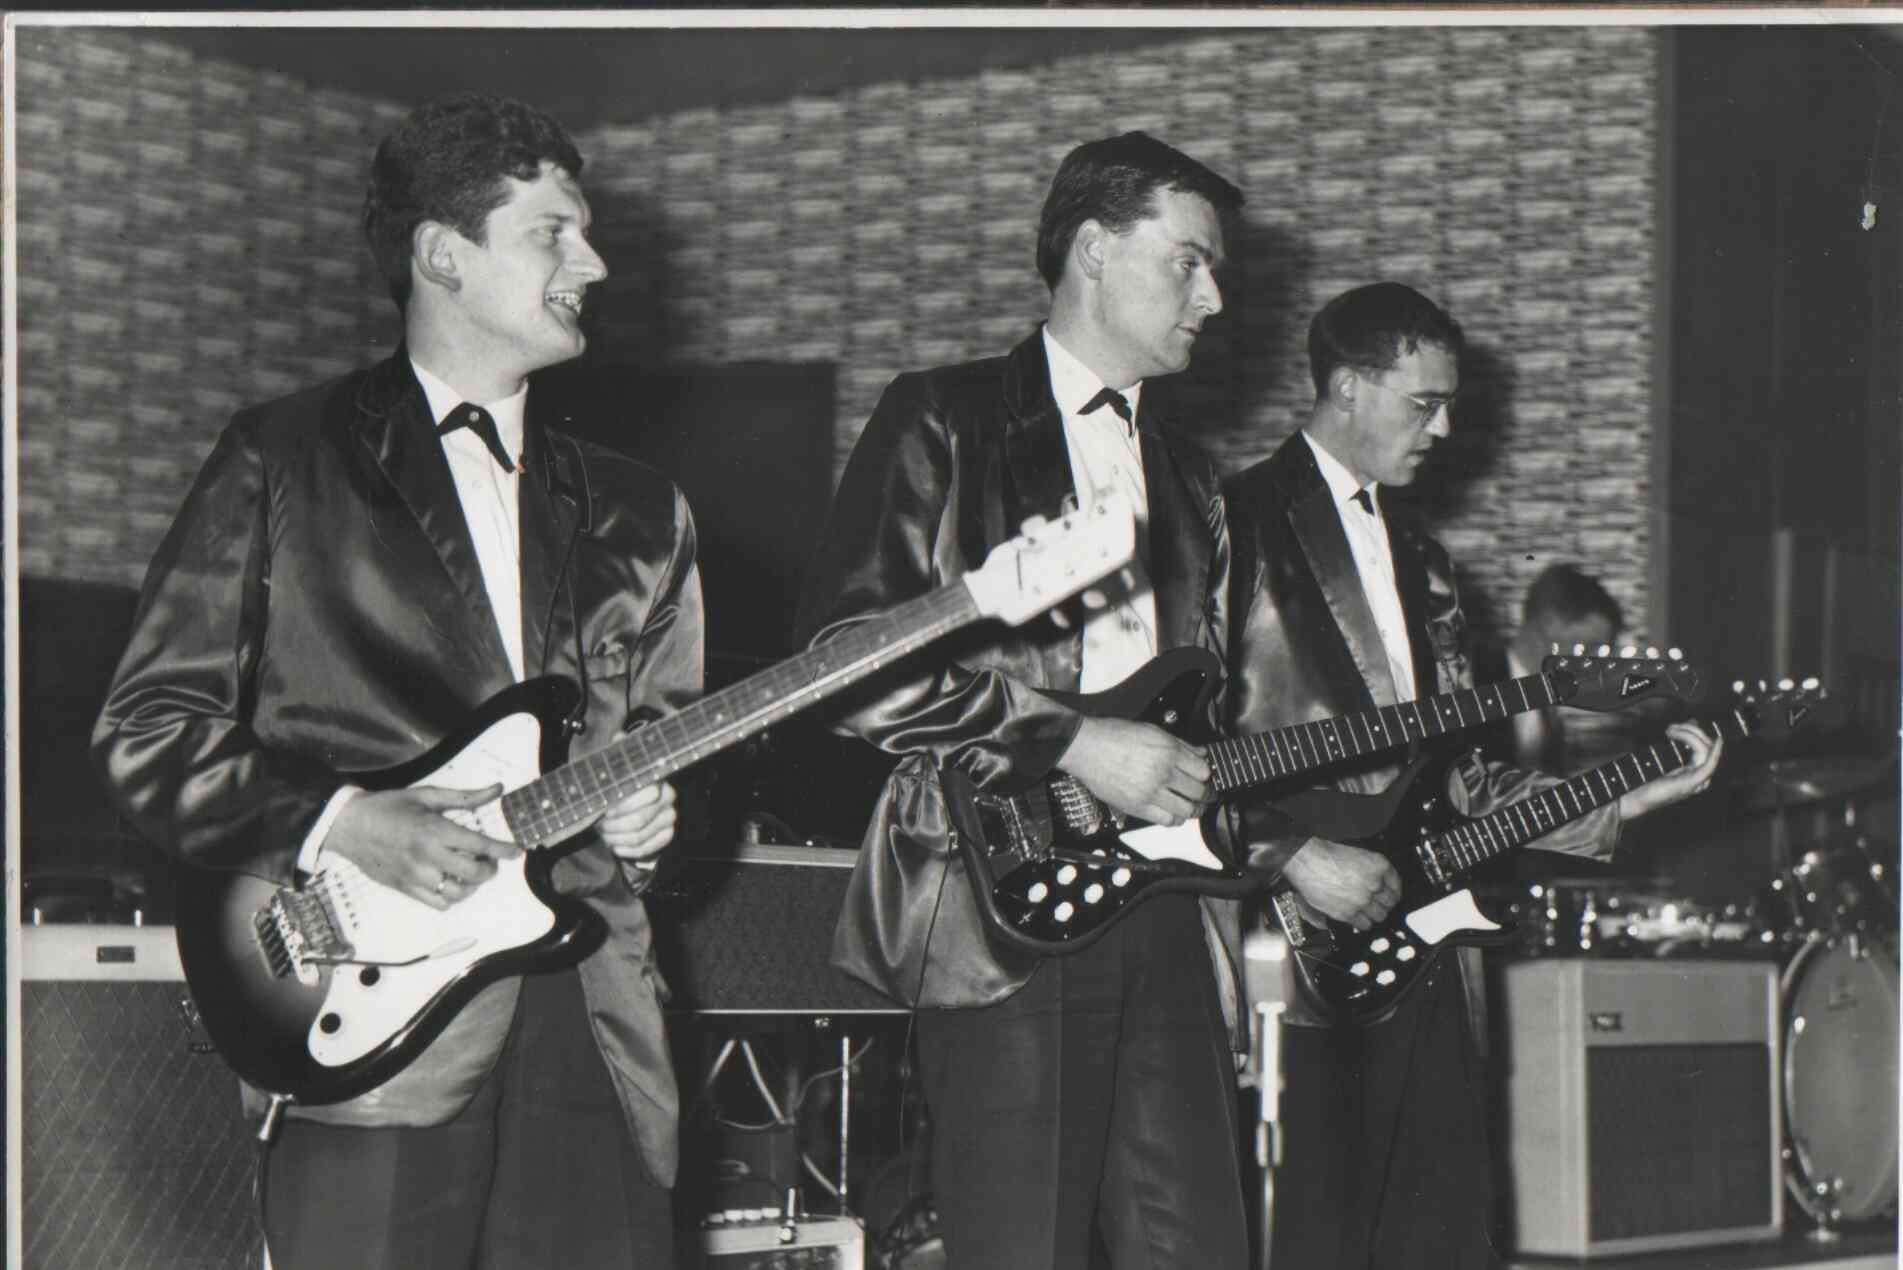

{"left": 1509, "top": 1223, "right": 1897, "bottom": 1270}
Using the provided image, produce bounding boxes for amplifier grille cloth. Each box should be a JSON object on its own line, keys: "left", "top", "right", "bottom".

{"left": 24, "top": 981, "right": 264, "bottom": 1270}
{"left": 1585, "top": 1042, "right": 1773, "bottom": 1242}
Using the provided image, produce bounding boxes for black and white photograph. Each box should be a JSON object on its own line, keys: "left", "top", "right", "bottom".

{"left": 6, "top": 10, "right": 1900, "bottom": 1270}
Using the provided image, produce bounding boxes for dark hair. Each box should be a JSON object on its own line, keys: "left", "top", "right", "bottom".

{"left": 1522, "top": 564, "right": 1623, "bottom": 633}
{"left": 363, "top": 94, "right": 586, "bottom": 308}
{"left": 1307, "top": 282, "right": 1465, "bottom": 397}
{"left": 1034, "top": 131, "right": 1244, "bottom": 291}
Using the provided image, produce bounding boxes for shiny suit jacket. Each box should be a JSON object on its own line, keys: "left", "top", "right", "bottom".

{"left": 798, "top": 330, "right": 1245, "bottom": 1025}
{"left": 92, "top": 350, "right": 702, "bottom": 1184}
{"left": 1225, "top": 433, "right": 1618, "bottom": 1029}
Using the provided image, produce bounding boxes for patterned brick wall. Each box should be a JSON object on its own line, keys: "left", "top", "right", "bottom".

{"left": 14, "top": 25, "right": 1661, "bottom": 651}
{"left": 13, "top": 30, "right": 407, "bottom": 585}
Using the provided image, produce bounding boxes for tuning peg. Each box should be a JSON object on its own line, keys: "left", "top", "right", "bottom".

{"left": 1732, "top": 680, "right": 1746, "bottom": 694}
{"left": 1620, "top": 645, "right": 1638, "bottom": 658}
{"left": 1778, "top": 677, "right": 1795, "bottom": 692}
{"left": 1801, "top": 676, "right": 1820, "bottom": 690}
{"left": 1597, "top": 644, "right": 1613, "bottom": 657}
{"left": 1645, "top": 646, "right": 1660, "bottom": 659}
{"left": 1668, "top": 646, "right": 1683, "bottom": 661}
{"left": 1572, "top": 643, "right": 1587, "bottom": 656}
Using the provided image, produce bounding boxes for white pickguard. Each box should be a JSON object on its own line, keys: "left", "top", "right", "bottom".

{"left": 305, "top": 709, "right": 547, "bottom": 1068}
{"left": 1402, "top": 887, "right": 1500, "bottom": 947}
{"left": 1118, "top": 820, "right": 1226, "bottom": 871}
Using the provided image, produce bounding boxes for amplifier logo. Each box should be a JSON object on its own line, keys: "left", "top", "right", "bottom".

{"left": 1588, "top": 1011, "right": 1624, "bottom": 1033}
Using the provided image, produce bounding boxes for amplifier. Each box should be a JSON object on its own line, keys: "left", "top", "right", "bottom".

{"left": 1499, "top": 959, "right": 1782, "bottom": 1257}
{"left": 20, "top": 924, "right": 265, "bottom": 1270}
{"left": 689, "top": 1214, "right": 865, "bottom": 1268}
{"left": 649, "top": 844, "right": 903, "bottom": 1014}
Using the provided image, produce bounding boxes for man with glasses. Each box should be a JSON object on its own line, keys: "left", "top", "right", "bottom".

{"left": 1223, "top": 282, "right": 1721, "bottom": 1268}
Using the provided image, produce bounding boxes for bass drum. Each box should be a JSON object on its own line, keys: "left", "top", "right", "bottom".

{"left": 1782, "top": 934, "right": 1899, "bottom": 1225}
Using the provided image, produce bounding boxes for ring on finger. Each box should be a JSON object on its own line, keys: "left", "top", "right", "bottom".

{"left": 436, "top": 875, "right": 450, "bottom": 895}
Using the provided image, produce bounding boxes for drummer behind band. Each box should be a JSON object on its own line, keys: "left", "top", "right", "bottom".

{"left": 1503, "top": 564, "right": 1671, "bottom": 775}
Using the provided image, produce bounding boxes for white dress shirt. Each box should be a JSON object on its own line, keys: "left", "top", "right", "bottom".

{"left": 297, "top": 362, "right": 530, "bottom": 874}
{"left": 1044, "top": 326, "right": 1158, "bottom": 693}
{"left": 1301, "top": 431, "right": 1417, "bottom": 705}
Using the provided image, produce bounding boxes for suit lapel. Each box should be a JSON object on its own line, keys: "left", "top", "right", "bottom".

{"left": 1000, "top": 332, "right": 1079, "bottom": 529}
{"left": 518, "top": 404, "right": 584, "bottom": 681}
{"left": 352, "top": 355, "right": 517, "bottom": 682}
{"left": 1383, "top": 498, "right": 1440, "bottom": 698}
{"left": 1279, "top": 441, "right": 1400, "bottom": 707}
{"left": 1138, "top": 420, "right": 1206, "bottom": 654}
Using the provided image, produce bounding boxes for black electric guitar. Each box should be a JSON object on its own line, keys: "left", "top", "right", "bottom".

{"left": 1270, "top": 678, "right": 1831, "bottom": 1026}
{"left": 945, "top": 645, "right": 1705, "bottom": 955}
{"left": 175, "top": 497, "right": 1137, "bottom": 1106}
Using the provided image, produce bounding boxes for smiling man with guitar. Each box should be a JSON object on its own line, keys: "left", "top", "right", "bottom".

{"left": 1223, "top": 282, "right": 1723, "bottom": 1270}
{"left": 91, "top": 96, "right": 700, "bottom": 1270}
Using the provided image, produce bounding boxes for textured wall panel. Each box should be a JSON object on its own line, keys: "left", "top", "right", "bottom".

{"left": 16, "top": 26, "right": 1660, "bottom": 653}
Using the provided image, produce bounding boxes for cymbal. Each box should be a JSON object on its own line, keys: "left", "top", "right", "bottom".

{"left": 1745, "top": 753, "right": 1900, "bottom": 811}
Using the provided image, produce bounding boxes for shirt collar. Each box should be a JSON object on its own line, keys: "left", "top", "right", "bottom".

{"left": 1301, "top": 430, "right": 1380, "bottom": 515}
{"left": 1043, "top": 326, "right": 1144, "bottom": 423}
{"left": 410, "top": 357, "right": 528, "bottom": 461}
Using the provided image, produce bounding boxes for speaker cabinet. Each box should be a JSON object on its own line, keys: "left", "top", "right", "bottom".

{"left": 1499, "top": 959, "right": 1782, "bottom": 1257}
{"left": 648, "top": 844, "right": 904, "bottom": 1015}
{"left": 22, "top": 925, "right": 265, "bottom": 1270}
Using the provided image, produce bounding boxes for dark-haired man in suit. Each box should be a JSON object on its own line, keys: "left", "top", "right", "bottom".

{"left": 798, "top": 132, "right": 1252, "bottom": 1269}
{"left": 94, "top": 95, "right": 697, "bottom": 1269}
{"left": 1225, "top": 281, "right": 1722, "bottom": 1269}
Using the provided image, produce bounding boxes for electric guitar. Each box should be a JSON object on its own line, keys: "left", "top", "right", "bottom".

{"left": 175, "top": 496, "right": 1137, "bottom": 1106}
{"left": 1269, "top": 678, "right": 1831, "bottom": 1026}
{"left": 944, "top": 645, "right": 1705, "bottom": 956}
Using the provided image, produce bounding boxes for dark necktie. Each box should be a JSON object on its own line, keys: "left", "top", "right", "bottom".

{"left": 1081, "top": 386, "right": 1135, "bottom": 436}
{"left": 439, "top": 403, "right": 515, "bottom": 473}
{"left": 1352, "top": 488, "right": 1375, "bottom": 515}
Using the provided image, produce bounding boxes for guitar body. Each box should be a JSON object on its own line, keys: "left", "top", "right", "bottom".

{"left": 947, "top": 647, "right": 1256, "bottom": 957}
{"left": 173, "top": 676, "right": 606, "bottom": 1105}
{"left": 1272, "top": 750, "right": 1520, "bottom": 1027}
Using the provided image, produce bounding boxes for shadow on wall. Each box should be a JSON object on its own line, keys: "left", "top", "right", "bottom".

{"left": 1162, "top": 217, "right": 1315, "bottom": 467}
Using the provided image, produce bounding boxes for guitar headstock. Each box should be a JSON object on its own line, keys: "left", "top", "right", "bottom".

{"left": 1543, "top": 644, "right": 1709, "bottom": 712}
{"left": 1726, "top": 676, "right": 1839, "bottom": 740}
{"left": 963, "top": 495, "right": 1137, "bottom": 626}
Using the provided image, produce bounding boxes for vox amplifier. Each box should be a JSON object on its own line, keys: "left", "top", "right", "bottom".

{"left": 1499, "top": 959, "right": 1782, "bottom": 1257}
{"left": 20, "top": 923, "right": 265, "bottom": 1270}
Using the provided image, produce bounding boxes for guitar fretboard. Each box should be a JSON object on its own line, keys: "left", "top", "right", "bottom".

{"left": 1206, "top": 671, "right": 1565, "bottom": 794}
{"left": 1429, "top": 705, "right": 1755, "bottom": 879}
{"left": 501, "top": 585, "right": 978, "bottom": 847}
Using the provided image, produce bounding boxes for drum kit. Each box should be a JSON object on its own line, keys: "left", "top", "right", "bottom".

{"left": 1758, "top": 755, "right": 1898, "bottom": 1236}
{"left": 1487, "top": 750, "right": 1900, "bottom": 1237}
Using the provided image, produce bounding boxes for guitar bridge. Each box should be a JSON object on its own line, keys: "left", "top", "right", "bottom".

{"left": 1417, "top": 840, "right": 1454, "bottom": 888}
{"left": 1270, "top": 888, "right": 1328, "bottom": 951}
{"left": 254, "top": 880, "right": 355, "bottom": 985}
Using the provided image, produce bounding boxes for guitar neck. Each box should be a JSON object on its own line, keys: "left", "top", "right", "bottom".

{"left": 1428, "top": 705, "right": 1753, "bottom": 880}
{"left": 1207, "top": 671, "right": 1567, "bottom": 795}
{"left": 502, "top": 584, "right": 979, "bottom": 847}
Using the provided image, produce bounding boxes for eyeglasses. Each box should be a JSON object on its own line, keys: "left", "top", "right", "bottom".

{"left": 1360, "top": 376, "right": 1457, "bottom": 427}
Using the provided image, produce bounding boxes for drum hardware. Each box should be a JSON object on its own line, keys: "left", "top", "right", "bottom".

{"left": 1489, "top": 881, "right": 1778, "bottom": 959}
{"left": 1747, "top": 753, "right": 1900, "bottom": 814}
{"left": 1780, "top": 932, "right": 1899, "bottom": 1237}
